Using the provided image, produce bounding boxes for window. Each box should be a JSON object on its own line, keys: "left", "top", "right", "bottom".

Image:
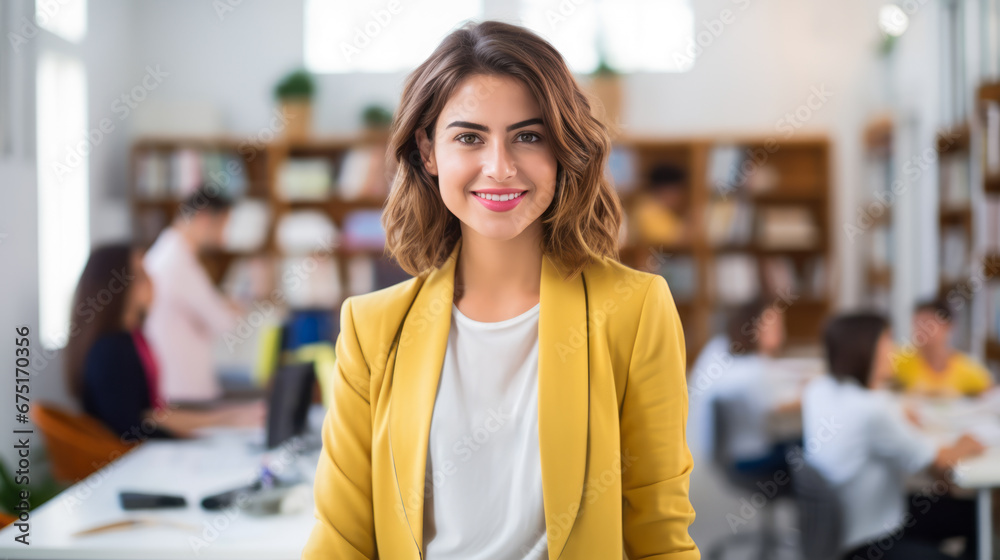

{"left": 304, "top": 0, "right": 483, "bottom": 72}
{"left": 37, "top": 51, "right": 89, "bottom": 349}
{"left": 519, "top": 0, "right": 695, "bottom": 73}
{"left": 303, "top": 0, "right": 695, "bottom": 73}
{"left": 35, "top": 0, "right": 87, "bottom": 43}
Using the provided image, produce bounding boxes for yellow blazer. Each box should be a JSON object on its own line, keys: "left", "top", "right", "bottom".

{"left": 302, "top": 237, "right": 699, "bottom": 559}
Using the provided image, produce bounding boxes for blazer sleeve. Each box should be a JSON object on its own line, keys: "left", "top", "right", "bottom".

{"left": 302, "top": 297, "right": 377, "bottom": 559}
{"left": 621, "top": 275, "right": 700, "bottom": 559}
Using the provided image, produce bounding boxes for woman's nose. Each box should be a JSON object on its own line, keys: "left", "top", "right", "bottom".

{"left": 482, "top": 141, "right": 516, "bottom": 183}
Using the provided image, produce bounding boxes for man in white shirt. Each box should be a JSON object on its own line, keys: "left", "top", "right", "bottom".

{"left": 803, "top": 313, "right": 983, "bottom": 560}
{"left": 143, "top": 185, "right": 240, "bottom": 403}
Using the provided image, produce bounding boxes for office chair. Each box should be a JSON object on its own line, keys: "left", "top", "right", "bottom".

{"left": 707, "top": 397, "right": 797, "bottom": 560}
{"left": 31, "top": 402, "right": 137, "bottom": 484}
{"left": 790, "top": 449, "right": 843, "bottom": 560}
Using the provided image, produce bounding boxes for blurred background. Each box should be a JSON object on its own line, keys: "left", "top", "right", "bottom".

{"left": 1, "top": 0, "right": 1000, "bottom": 559}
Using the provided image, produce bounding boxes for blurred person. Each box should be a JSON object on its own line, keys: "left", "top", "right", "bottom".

{"left": 143, "top": 184, "right": 242, "bottom": 403}
{"left": 893, "top": 298, "right": 993, "bottom": 397}
{"left": 302, "top": 20, "right": 698, "bottom": 560}
{"left": 64, "top": 243, "right": 265, "bottom": 441}
{"left": 686, "top": 332, "right": 729, "bottom": 460}
{"left": 804, "top": 313, "right": 984, "bottom": 560}
{"left": 699, "top": 298, "right": 800, "bottom": 478}
{"left": 631, "top": 163, "right": 689, "bottom": 246}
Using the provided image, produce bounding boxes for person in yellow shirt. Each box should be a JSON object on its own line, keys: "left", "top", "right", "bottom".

{"left": 631, "top": 163, "right": 689, "bottom": 246}
{"left": 893, "top": 299, "right": 994, "bottom": 397}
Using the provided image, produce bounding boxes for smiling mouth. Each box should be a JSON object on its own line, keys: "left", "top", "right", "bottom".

{"left": 471, "top": 190, "right": 527, "bottom": 202}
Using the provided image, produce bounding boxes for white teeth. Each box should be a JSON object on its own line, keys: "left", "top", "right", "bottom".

{"left": 475, "top": 191, "right": 523, "bottom": 202}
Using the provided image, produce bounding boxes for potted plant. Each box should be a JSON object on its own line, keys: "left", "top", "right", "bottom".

{"left": 587, "top": 41, "right": 622, "bottom": 134}
{"left": 274, "top": 69, "right": 316, "bottom": 140}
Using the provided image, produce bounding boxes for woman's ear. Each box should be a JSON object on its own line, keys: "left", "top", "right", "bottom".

{"left": 415, "top": 128, "right": 438, "bottom": 177}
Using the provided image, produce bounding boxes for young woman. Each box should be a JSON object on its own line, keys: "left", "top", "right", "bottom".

{"left": 65, "top": 243, "right": 264, "bottom": 441}
{"left": 303, "top": 20, "right": 698, "bottom": 560}
{"left": 803, "top": 313, "right": 984, "bottom": 560}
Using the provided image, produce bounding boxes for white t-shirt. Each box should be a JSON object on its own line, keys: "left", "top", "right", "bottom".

{"left": 422, "top": 301, "right": 548, "bottom": 560}
{"left": 802, "top": 375, "right": 937, "bottom": 551}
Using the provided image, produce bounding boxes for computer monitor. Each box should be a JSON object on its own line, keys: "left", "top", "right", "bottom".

{"left": 266, "top": 362, "right": 316, "bottom": 449}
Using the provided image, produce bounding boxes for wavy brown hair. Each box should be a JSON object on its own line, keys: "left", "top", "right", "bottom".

{"left": 65, "top": 243, "right": 136, "bottom": 399}
{"left": 381, "top": 20, "right": 623, "bottom": 280}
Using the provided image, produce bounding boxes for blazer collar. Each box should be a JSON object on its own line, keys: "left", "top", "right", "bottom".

{"left": 388, "top": 236, "right": 590, "bottom": 560}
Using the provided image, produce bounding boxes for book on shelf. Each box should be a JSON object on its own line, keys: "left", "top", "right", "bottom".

{"left": 986, "top": 196, "right": 1000, "bottom": 254}
{"left": 607, "top": 145, "right": 639, "bottom": 193}
{"left": 224, "top": 199, "right": 271, "bottom": 252}
{"left": 279, "top": 255, "right": 342, "bottom": 309}
{"left": 136, "top": 151, "right": 170, "bottom": 199}
{"left": 337, "top": 146, "right": 389, "bottom": 200}
{"left": 343, "top": 254, "right": 410, "bottom": 297}
{"left": 654, "top": 254, "right": 696, "bottom": 302}
{"left": 202, "top": 151, "right": 249, "bottom": 198}
{"left": 221, "top": 255, "right": 277, "bottom": 304}
{"left": 761, "top": 255, "right": 827, "bottom": 299}
{"left": 939, "top": 226, "right": 969, "bottom": 283}
{"left": 134, "top": 148, "right": 249, "bottom": 200}
{"left": 275, "top": 210, "right": 339, "bottom": 255}
{"left": 708, "top": 144, "right": 745, "bottom": 196}
{"left": 985, "top": 101, "right": 1000, "bottom": 179}
{"left": 346, "top": 254, "right": 376, "bottom": 296}
{"left": 706, "top": 198, "right": 754, "bottom": 246}
{"left": 869, "top": 224, "right": 893, "bottom": 269}
{"left": 341, "top": 209, "right": 386, "bottom": 251}
{"left": 939, "top": 156, "right": 970, "bottom": 210}
{"left": 987, "top": 281, "right": 1000, "bottom": 340}
{"left": 277, "top": 157, "right": 333, "bottom": 201}
{"left": 713, "top": 254, "right": 759, "bottom": 305}
{"left": 755, "top": 205, "right": 818, "bottom": 250}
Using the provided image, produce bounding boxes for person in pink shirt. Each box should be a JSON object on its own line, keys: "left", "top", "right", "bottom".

{"left": 143, "top": 185, "right": 242, "bottom": 403}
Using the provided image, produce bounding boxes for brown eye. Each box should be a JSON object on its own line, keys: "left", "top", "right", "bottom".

{"left": 456, "top": 133, "right": 481, "bottom": 144}
{"left": 515, "top": 132, "right": 542, "bottom": 143}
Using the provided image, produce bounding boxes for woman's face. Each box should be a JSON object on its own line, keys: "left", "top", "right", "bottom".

{"left": 757, "top": 308, "right": 785, "bottom": 357}
{"left": 416, "top": 74, "right": 558, "bottom": 241}
{"left": 127, "top": 250, "right": 154, "bottom": 316}
{"left": 868, "top": 328, "right": 897, "bottom": 389}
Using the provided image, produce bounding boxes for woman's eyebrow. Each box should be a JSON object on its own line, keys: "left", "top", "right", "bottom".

{"left": 444, "top": 118, "right": 543, "bottom": 133}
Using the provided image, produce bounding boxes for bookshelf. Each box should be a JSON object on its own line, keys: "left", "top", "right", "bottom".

{"left": 861, "top": 117, "right": 894, "bottom": 310}
{"left": 934, "top": 123, "right": 975, "bottom": 352}
{"left": 613, "top": 136, "right": 832, "bottom": 362}
{"left": 977, "top": 83, "right": 1000, "bottom": 374}
{"left": 129, "top": 131, "right": 405, "bottom": 318}
{"left": 131, "top": 133, "right": 832, "bottom": 366}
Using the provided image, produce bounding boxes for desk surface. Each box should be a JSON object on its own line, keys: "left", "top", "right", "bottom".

{"left": 906, "top": 391, "right": 1000, "bottom": 490}
{"left": 0, "top": 426, "right": 321, "bottom": 560}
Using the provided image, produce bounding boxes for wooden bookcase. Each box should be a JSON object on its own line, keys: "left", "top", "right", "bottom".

{"left": 130, "top": 133, "right": 832, "bottom": 365}
{"left": 614, "top": 135, "right": 832, "bottom": 361}
{"left": 861, "top": 117, "right": 894, "bottom": 310}
{"left": 976, "top": 83, "right": 1000, "bottom": 369}
{"left": 129, "top": 132, "right": 396, "bottom": 310}
{"left": 935, "top": 124, "right": 975, "bottom": 353}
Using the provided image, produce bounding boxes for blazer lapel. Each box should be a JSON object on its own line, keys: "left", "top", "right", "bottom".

{"left": 537, "top": 252, "right": 589, "bottom": 559}
{"left": 388, "top": 237, "right": 589, "bottom": 560}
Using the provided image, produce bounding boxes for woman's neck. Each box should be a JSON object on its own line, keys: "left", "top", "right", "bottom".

{"left": 121, "top": 305, "right": 144, "bottom": 332}
{"left": 453, "top": 225, "right": 543, "bottom": 320}
{"left": 921, "top": 344, "right": 952, "bottom": 372}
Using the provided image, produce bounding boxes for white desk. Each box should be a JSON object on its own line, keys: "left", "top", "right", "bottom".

{"left": 0, "top": 425, "right": 322, "bottom": 559}
{"left": 909, "top": 392, "right": 1000, "bottom": 560}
